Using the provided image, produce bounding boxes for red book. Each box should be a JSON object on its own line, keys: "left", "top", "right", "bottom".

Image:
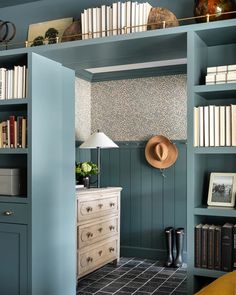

{"left": 9, "top": 115, "right": 15, "bottom": 148}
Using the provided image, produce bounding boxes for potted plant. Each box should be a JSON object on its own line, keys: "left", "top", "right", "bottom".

{"left": 75, "top": 161, "right": 98, "bottom": 188}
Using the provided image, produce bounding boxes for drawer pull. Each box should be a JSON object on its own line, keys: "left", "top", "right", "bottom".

{"left": 109, "top": 225, "right": 115, "bottom": 231}
{"left": 109, "top": 247, "right": 115, "bottom": 253}
{"left": 98, "top": 250, "right": 103, "bottom": 256}
{"left": 86, "top": 206, "right": 93, "bottom": 212}
{"left": 110, "top": 202, "right": 115, "bottom": 207}
{"left": 3, "top": 210, "right": 14, "bottom": 216}
{"left": 86, "top": 232, "right": 94, "bottom": 238}
{"left": 98, "top": 227, "right": 103, "bottom": 233}
{"left": 98, "top": 204, "right": 103, "bottom": 208}
{"left": 87, "top": 257, "right": 93, "bottom": 263}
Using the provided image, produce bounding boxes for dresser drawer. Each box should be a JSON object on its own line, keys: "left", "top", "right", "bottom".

{"left": 78, "top": 238, "right": 117, "bottom": 277}
{"left": 78, "top": 216, "right": 118, "bottom": 249}
{"left": 0, "top": 203, "right": 28, "bottom": 224}
{"left": 78, "top": 193, "right": 119, "bottom": 223}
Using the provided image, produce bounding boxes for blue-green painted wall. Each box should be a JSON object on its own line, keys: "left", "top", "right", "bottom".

{"left": 77, "top": 140, "right": 187, "bottom": 261}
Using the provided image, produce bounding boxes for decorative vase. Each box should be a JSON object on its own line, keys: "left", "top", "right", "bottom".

{"left": 194, "top": 0, "right": 236, "bottom": 22}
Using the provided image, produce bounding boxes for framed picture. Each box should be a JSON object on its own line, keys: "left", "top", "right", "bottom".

{"left": 27, "top": 17, "right": 73, "bottom": 46}
{"left": 207, "top": 172, "right": 236, "bottom": 207}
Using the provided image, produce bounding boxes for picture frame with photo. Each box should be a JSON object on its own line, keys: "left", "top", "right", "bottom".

{"left": 207, "top": 172, "right": 236, "bottom": 207}
{"left": 27, "top": 17, "right": 73, "bottom": 47}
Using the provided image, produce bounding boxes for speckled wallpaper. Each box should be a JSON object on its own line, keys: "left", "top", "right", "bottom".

{"left": 75, "top": 75, "right": 187, "bottom": 141}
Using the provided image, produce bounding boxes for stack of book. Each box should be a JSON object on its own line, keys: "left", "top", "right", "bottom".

{"left": 193, "top": 105, "right": 236, "bottom": 147}
{"left": 0, "top": 116, "right": 27, "bottom": 148}
{"left": 81, "top": 1, "right": 152, "bottom": 39}
{"left": 195, "top": 223, "right": 236, "bottom": 272}
{"left": 205, "top": 64, "right": 236, "bottom": 85}
{"left": 0, "top": 66, "right": 27, "bottom": 100}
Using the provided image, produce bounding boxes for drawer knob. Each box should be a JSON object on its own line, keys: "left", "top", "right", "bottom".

{"left": 3, "top": 210, "right": 14, "bottom": 216}
{"left": 98, "top": 203, "right": 103, "bottom": 208}
{"left": 109, "top": 225, "right": 115, "bottom": 231}
{"left": 87, "top": 257, "right": 93, "bottom": 263}
{"left": 98, "top": 250, "right": 103, "bottom": 256}
{"left": 110, "top": 203, "right": 115, "bottom": 207}
{"left": 109, "top": 247, "right": 115, "bottom": 253}
{"left": 86, "top": 232, "right": 93, "bottom": 238}
{"left": 98, "top": 227, "right": 103, "bottom": 233}
{"left": 86, "top": 206, "right": 93, "bottom": 212}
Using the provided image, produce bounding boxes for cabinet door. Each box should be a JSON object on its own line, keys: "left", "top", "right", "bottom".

{"left": 0, "top": 223, "right": 27, "bottom": 295}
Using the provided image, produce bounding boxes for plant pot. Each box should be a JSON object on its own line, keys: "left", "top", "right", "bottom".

{"left": 77, "top": 175, "right": 90, "bottom": 189}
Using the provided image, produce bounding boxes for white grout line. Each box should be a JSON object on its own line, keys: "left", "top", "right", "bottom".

{"left": 170, "top": 273, "right": 187, "bottom": 295}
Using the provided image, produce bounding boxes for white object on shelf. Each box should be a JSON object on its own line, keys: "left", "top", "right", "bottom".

{"left": 228, "top": 64, "right": 236, "bottom": 72}
{"left": 217, "top": 66, "right": 227, "bottom": 73}
{"left": 205, "top": 74, "right": 215, "bottom": 85}
{"left": 0, "top": 168, "right": 20, "bottom": 196}
{"left": 227, "top": 71, "right": 236, "bottom": 83}
{"left": 215, "top": 73, "right": 227, "bottom": 84}
{"left": 207, "top": 66, "right": 217, "bottom": 74}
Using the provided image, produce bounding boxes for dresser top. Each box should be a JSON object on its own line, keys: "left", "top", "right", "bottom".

{"left": 76, "top": 187, "right": 122, "bottom": 196}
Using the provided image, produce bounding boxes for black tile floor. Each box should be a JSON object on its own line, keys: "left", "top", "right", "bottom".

{"left": 77, "top": 257, "right": 187, "bottom": 295}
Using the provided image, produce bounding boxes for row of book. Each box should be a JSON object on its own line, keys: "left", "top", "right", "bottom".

{"left": 195, "top": 223, "right": 236, "bottom": 272}
{"left": 193, "top": 105, "right": 236, "bottom": 147}
{"left": 81, "top": 1, "right": 152, "bottom": 39}
{"left": 0, "top": 66, "right": 27, "bottom": 100}
{"left": 0, "top": 116, "right": 27, "bottom": 149}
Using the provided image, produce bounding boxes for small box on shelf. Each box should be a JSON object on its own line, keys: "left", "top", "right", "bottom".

{"left": 0, "top": 168, "right": 20, "bottom": 195}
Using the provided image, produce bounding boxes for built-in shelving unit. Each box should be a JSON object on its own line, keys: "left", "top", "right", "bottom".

{"left": 187, "top": 21, "right": 236, "bottom": 294}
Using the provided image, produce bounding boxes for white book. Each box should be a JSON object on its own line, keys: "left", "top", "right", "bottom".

{"left": 81, "top": 12, "right": 85, "bottom": 40}
{"left": 121, "top": 2, "right": 126, "bottom": 34}
{"left": 0, "top": 68, "right": 6, "bottom": 100}
{"left": 199, "top": 106, "right": 204, "bottom": 147}
{"left": 209, "top": 105, "right": 215, "bottom": 147}
{"left": 112, "top": 2, "right": 118, "bottom": 36}
{"left": 142, "top": 3, "right": 147, "bottom": 31}
{"left": 131, "top": 2, "right": 137, "bottom": 33}
{"left": 84, "top": 9, "right": 89, "bottom": 40}
{"left": 219, "top": 106, "right": 225, "bottom": 146}
{"left": 204, "top": 106, "right": 209, "bottom": 147}
{"left": 225, "top": 105, "right": 231, "bottom": 146}
{"left": 117, "top": 2, "right": 121, "bottom": 35}
{"left": 126, "top": 1, "right": 131, "bottom": 33}
{"left": 22, "top": 65, "right": 26, "bottom": 98}
{"left": 96, "top": 7, "right": 101, "bottom": 38}
{"left": 92, "top": 8, "right": 97, "bottom": 38}
{"left": 193, "top": 107, "right": 199, "bottom": 147}
{"left": 7, "top": 70, "right": 13, "bottom": 99}
{"left": 139, "top": 3, "right": 143, "bottom": 32}
{"left": 231, "top": 105, "right": 236, "bottom": 146}
{"left": 17, "top": 66, "right": 23, "bottom": 99}
{"left": 135, "top": 3, "right": 140, "bottom": 32}
{"left": 13, "top": 65, "right": 18, "bottom": 98}
{"left": 214, "top": 106, "right": 220, "bottom": 147}
{"left": 88, "top": 8, "right": 93, "bottom": 39}
{"left": 101, "top": 5, "right": 106, "bottom": 37}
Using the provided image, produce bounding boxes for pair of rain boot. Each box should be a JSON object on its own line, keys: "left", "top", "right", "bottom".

{"left": 165, "top": 227, "right": 184, "bottom": 268}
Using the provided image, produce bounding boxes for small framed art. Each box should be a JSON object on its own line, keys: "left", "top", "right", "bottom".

{"left": 207, "top": 173, "right": 236, "bottom": 207}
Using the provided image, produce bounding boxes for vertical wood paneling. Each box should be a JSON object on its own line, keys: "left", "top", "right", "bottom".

{"left": 76, "top": 141, "right": 187, "bottom": 259}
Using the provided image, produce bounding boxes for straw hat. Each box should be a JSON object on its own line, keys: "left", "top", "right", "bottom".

{"left": 145, "top": 135, "right": 178, "bottom": 169}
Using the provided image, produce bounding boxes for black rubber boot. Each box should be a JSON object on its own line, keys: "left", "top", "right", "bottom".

{"left": 174, "top": 228, "right": 184, "bottom": 268}
{"left": 164, "top": 227, "right": 174, "bottom": 267}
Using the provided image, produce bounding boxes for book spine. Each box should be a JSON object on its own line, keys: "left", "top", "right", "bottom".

{"left": 88, "top": 8, "right": 93, "bottom": 39}
{"left": 117, "top": 2, "right": 121, "bottom": 35}
{"left": 194, "top": 225, "right": 202, "bottom": 268}
{"left": 204, "top": 106, "right": 209, "bottom": 147}
{"left": 214, "top": 106, "right": 220, "bottom": 147}
{"left": 83, "top": 9, "right": 89, "bottom": 40}
{"left": 126, "top": 1, "right": 131, "bottom": 33}
{"left": 221, "top": 225, "right": 233, "bottom": 271}
{"left": 219, "top": 106, "right": 225, "bottom": 146}
{"left": 22, "top": 118, "right": 27, "bottom": 148}
{"left": 208, "top": 226, "right": 215, "bottom": 269}
{"left": 201, "top": 225, "right": 208, "bottom": 268}
{"left": 96, "top": 7, "right": 101, "bottom": 38}
{"left": 9, "top": 115, "right": 15, "bottom": 148}
{"left": 193, "top": 107, "right": 199, "bottom": 147}
{"left": 112, "top": 3, "right": 118, "bottom": 36}
{"left": 121, "top": 2, "right": 126, "bottom": 34}
{"left": 101, "top": 5, "right": 106, "bottom": 37}
{"left": 199, "top": 106, "right": 204, "bottom": 147}
{"left": 131, "top": 2, "right": 136, "bottom": 33}
{"left": 81, "top": 12, "right": 85, "bottom": 40}
{"left": 214, "top": 226, "right": 221, "bottom": 270}
{"left": 232, "top": 105, "right": 236, "bottom": 146}
{"left": 225, "top": 105, "right": 231, "bottom": 146}
{"left": 209, "top": 105, "right": 215, "bottom": 147}
{"left": 92, "top": 8, "right": 97, "bottom": 38}
{"left": 17, "top": 116, "right": 23, "bottom": 148}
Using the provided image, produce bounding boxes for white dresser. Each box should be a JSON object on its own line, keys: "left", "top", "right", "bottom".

{"left": 76, "top": 187, "right": 122, "bottom": 278}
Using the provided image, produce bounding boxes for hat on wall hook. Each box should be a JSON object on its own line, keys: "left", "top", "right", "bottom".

{"left": 145, "top": 135, "right": 178, "bottom": 177}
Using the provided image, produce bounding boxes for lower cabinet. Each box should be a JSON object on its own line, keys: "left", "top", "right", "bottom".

{"left": 0, "top": 223, "right": 27, "bottom": 295}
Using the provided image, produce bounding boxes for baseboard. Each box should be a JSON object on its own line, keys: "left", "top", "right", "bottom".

{"left": 121, "top": 246, "right": 187, "bottom": 263}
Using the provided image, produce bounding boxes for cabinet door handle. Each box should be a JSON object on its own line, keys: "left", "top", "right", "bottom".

{"left": 87, "top": 257, "right": 93, "bottom": 263}
{"left": 98, "top": 227, "right": 103, "bottom": 233}
{"left": 86, "top": 206, "right": 93, "bottom": 212}
{"left": 86, "top": 232, "right": 93, "bottom": 238}
{"left": 98, "top": 203, "right": 103, "bottom": 208}
{"left": 3, "top": 210, "right": 14, "bottom": 216}
{"left": 109, "top": 225, "right": 115, "bottom": 231}
{"left": 110, "top": 202, "right": 115, "bottom": 207}
{"left": 109, "top": 247, "right": 115, "bottom": 253}
{"left": 98, "top": 250, "right": 103, "bottom": 256}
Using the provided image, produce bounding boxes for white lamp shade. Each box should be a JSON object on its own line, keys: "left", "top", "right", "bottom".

{"left": 79, "top": 131, "right": 119, "bottom": 149}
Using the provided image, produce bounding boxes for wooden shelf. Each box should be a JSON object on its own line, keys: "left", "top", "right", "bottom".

{"left": 193, "top": 147, "right": 236, "bottom": 154}
{"left": 0, "top": 148, "right": 28, "bottom": 154}
{"left": 194, "top": 206, "right": 236, "bottom": 217}
{"left": 194, "top": 83, "right": 236, "bottom": 100}
{"left": 193, "top": 268, "right": 226, "bottom": 278}
{"left": 0, "top": 195, "right": 28, "bottom": 203}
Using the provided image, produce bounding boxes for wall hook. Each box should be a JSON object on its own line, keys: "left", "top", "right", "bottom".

{"left": 160, "top": 169, "right": 167, "bottom": 178}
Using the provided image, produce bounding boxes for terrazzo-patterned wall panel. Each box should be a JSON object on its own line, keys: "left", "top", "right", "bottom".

{"left": 91, "top": 75, "right": 187, "bottom": 141}
{"left": 75, "top": 78, "right": 91, "bottom": 141}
